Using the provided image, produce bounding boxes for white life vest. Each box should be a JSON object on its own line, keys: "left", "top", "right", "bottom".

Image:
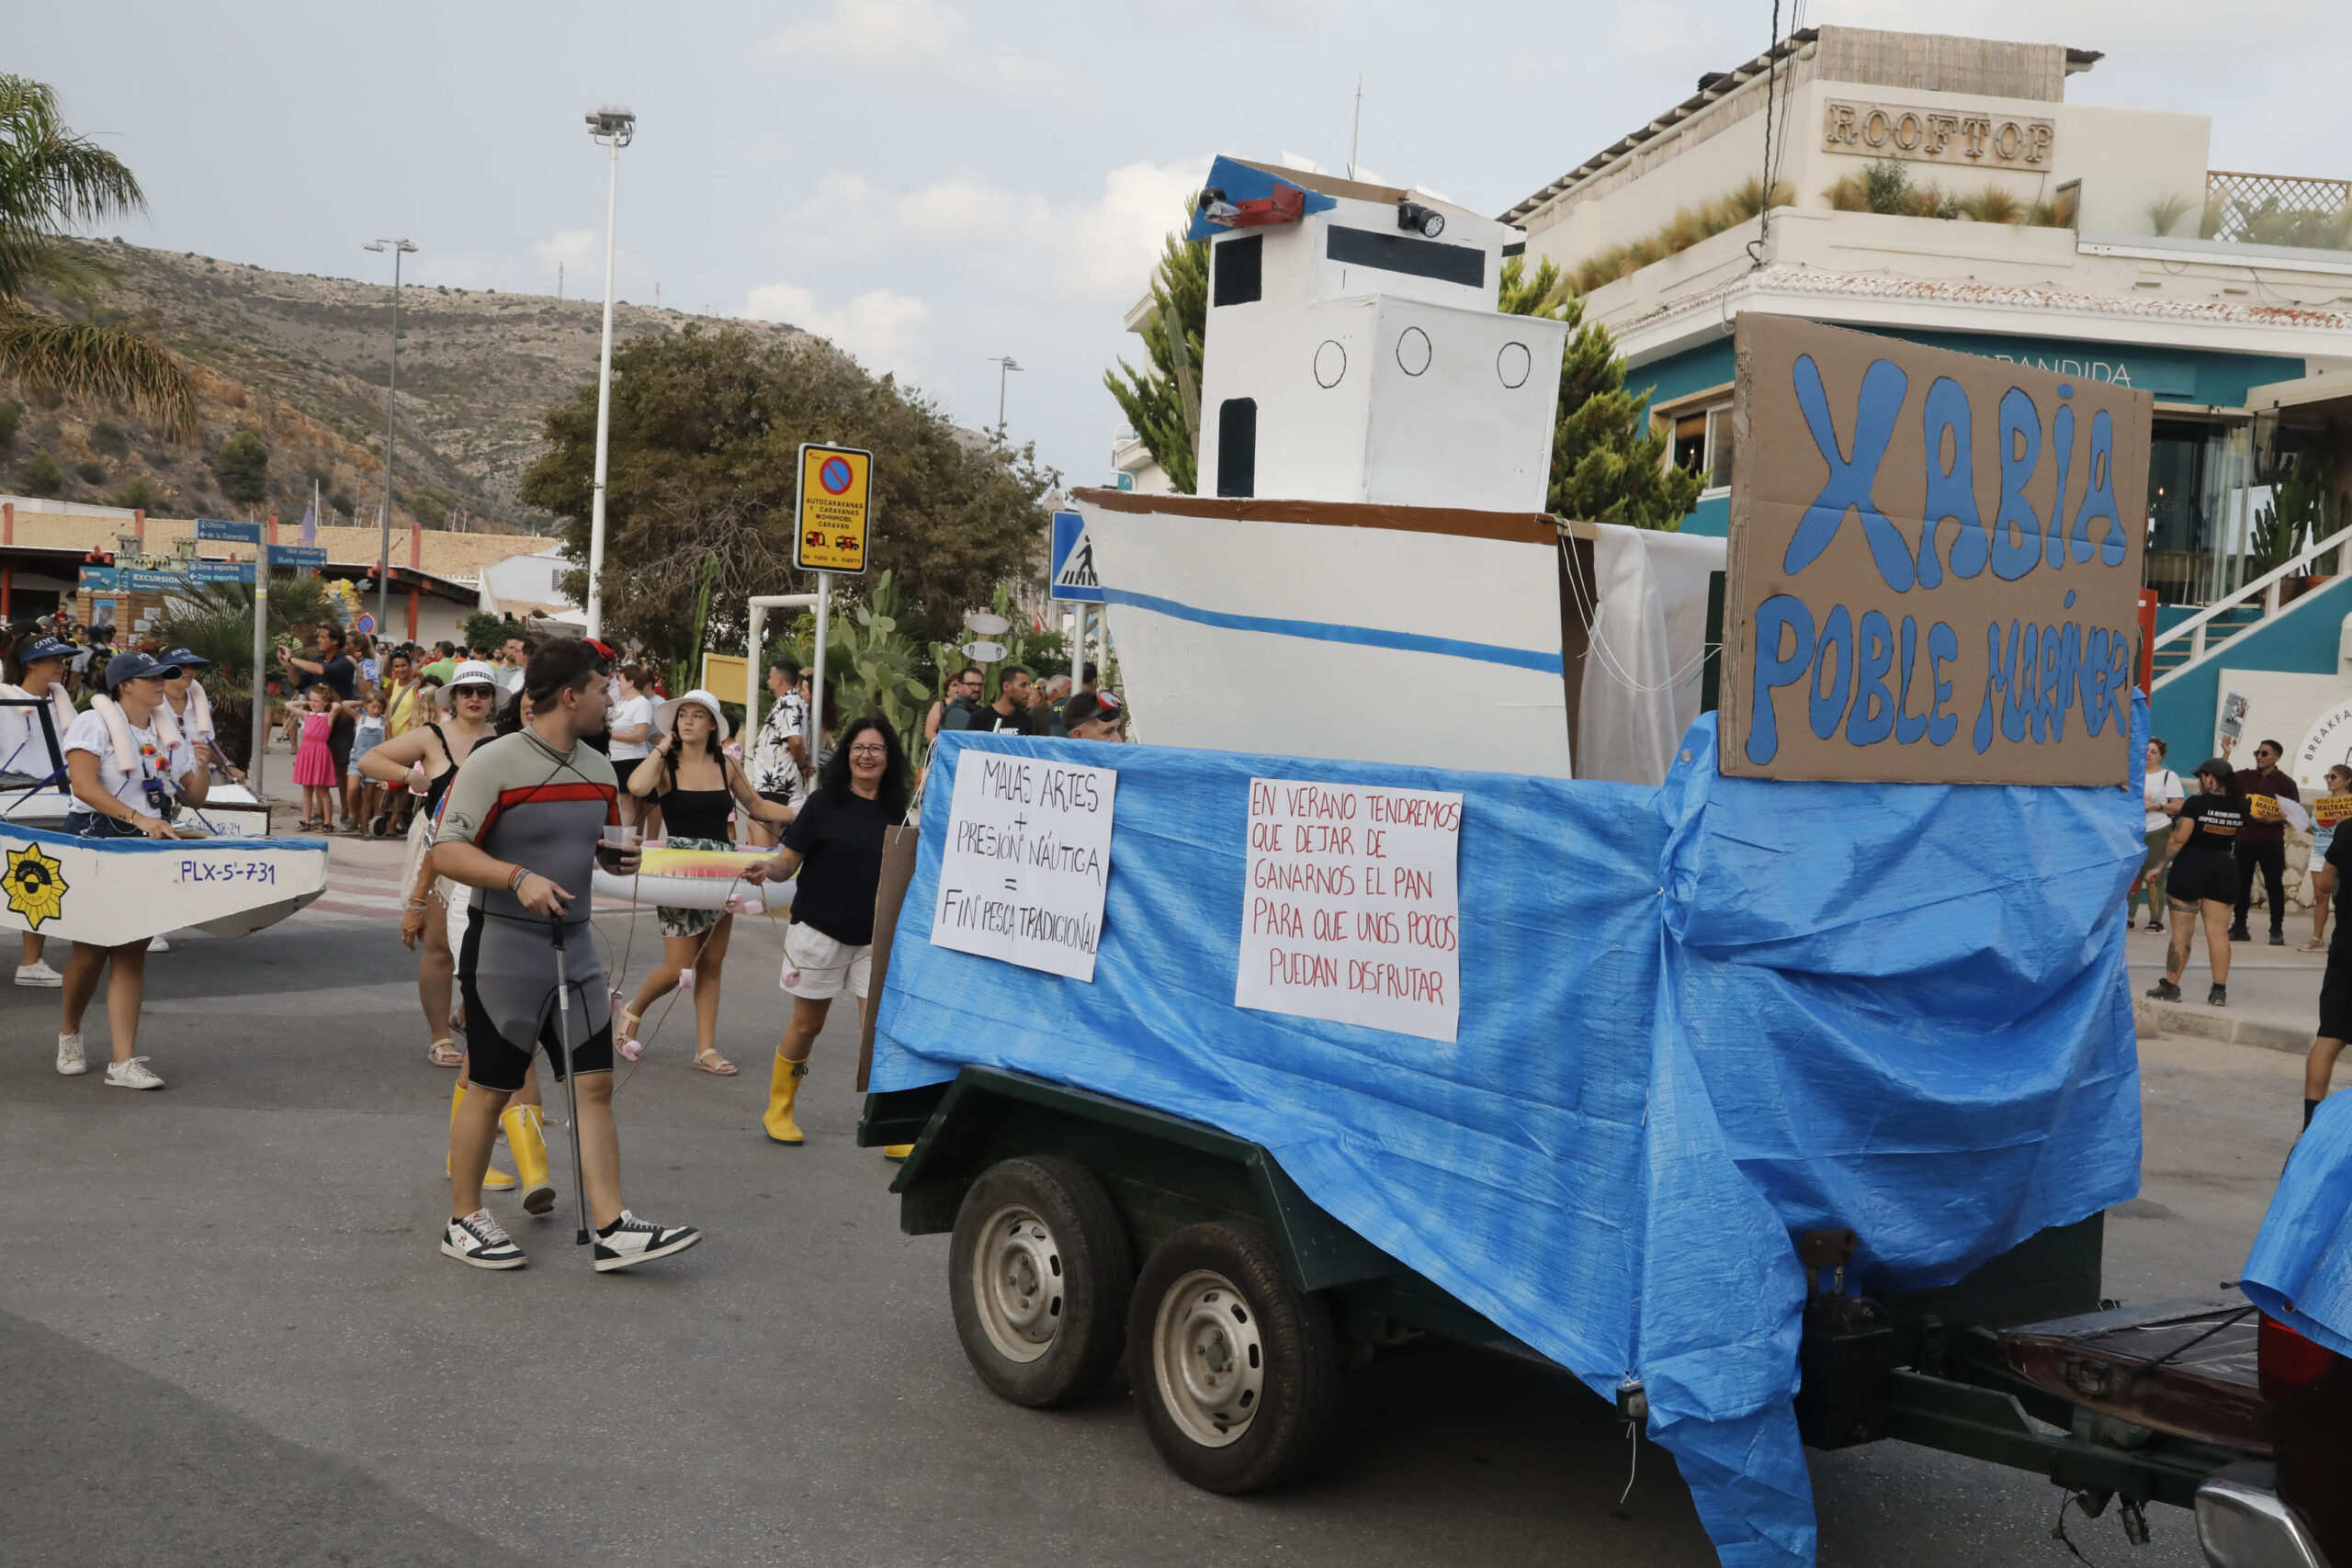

{"left": 91, "top": 694, "right": 186, "bottom": 777}
{"left": 0, "top": 681, "right": 76, "bottom": 772}
{"left": 168, "top": 679, "right": 214, "bottom": 742}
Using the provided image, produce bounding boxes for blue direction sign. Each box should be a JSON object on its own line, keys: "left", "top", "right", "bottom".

{"left": 1047, "top": 511, "right": 1102, "bottom": 604}
{"left": 195, "top": 517, "right": 263, "bottom": 544}
{"left": 189, "top": 560, "right": 255, "bottom": 584}
{"left": 126, "top": 569, "right": 187, "bottom": 592}
{"left": 268, "top": 545, "right": 327, "bottom": 569}
{"left": 79, "top": 566, "right": 120, "bottom": 590}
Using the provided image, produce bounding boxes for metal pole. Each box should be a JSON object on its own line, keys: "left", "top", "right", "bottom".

{"left": 549, "top": 913, "right": 592, "bottom": 1250}
{"left": 808, "top": 572, "right": 831, "bottom": 761}
{"left": 586, "top": 132, "right": 622, "bottom": 639}
{"left": 746, "top": 602, "right": 765, "bottom": 752}
{"left": 378, "top": 245, "right": 401, "bottom": 631}
{"left": 251, "top": 565, "right": 268, "bottom": 796}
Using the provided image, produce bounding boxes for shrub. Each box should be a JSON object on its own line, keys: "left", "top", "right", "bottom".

{"left": 0, "top": 400, "right": 19, "bottom": 450}
{"left": 212, "top": 430, "right": 269, "bottom": 505}
{"left": 1566, "top": 178, "right": 1793, "bottom": 295}
{"left": 2147, "top": 192, "right": 2194, "bottom": 237}
{"left": 89, "top": 421, "right": 130, "bottom": 458}
{"left": 111, "top": 478, "right": 160, "bottom": 511}
{"left": 74, "top": 458, "right": 107, "bottom": 484}
{"left": 18, "top": 451, "right": 65, "bottom": 498}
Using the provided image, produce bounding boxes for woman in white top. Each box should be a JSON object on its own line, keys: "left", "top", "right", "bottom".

{"left": 55, "top": 649, "right": 209, "bottom": 1090}
{"left": 160, "top": 649, "right": 243, "bottom": 785}
{"left": 1, "top": 632, "right": 78, "bottom": 987}
{"left": 2132, "top": 737, "right": 2187, "bottom": 933}
{"left": 605, "top": 663, "right": 656, "bottom": 831}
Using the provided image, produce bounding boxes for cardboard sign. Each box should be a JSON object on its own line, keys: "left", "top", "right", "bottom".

{"left": 1235, "top": 778, "right": 1462, "bottom": 1043}
{"left": 794, "top": 442, "right": 873, "bottom": 574}
{"left": 1720, "top": 317, "right": 2149, "bottom": 785}
{"left": 2250, "top": 792, "right": 2282, "bottom": 822}
{"left": 930, "top": 751, "right": 1116, "bottom": 981}
{"left": 2314, "top": 795, "right": 2352, "bottom": 829}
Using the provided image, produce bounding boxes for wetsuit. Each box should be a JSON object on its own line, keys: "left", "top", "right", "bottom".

{"left": 434, "top": 727, "right": 620, "bottom": 1091}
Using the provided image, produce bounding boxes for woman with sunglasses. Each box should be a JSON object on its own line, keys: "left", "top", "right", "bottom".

{"left": 744, "top": 716, "right": 910, "bottom": 1147}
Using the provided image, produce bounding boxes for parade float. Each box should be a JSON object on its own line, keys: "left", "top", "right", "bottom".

{"left": 854, "top": 157, "right": 2345, "bottom": 1565}
{"left": 0, "top": 695, "right": 326, "bottom": 943}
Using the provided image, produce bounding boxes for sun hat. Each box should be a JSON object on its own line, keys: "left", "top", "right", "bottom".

{"left": 435, "top": 659, "right": 510, "bottom": 711}
{"left": 655, "top": 689, "right": 730, "bottom": 743}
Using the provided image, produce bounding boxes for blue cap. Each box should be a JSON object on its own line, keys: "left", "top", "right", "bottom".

{"left": 17, "top": 636, "right": 74, "bottom": 663}
{"left": 105, "top": 650, "right": 183, "bottom": 689}
{"left": 162, "top": 647, "right": 209, "bottom": 668}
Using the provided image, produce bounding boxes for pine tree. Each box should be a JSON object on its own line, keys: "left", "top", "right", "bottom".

{"left": 1500, "top": 256, "right": 1702, "bottom": 530}
{"left": 1102, "top": 225, "right": 1207, "bottom": 494}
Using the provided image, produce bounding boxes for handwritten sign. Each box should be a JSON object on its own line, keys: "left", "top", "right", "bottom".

{"left": 1721, "top": 316, "right": 2150, "bottom": 785}
{"left": 1235, "top": 778, "right": 1462, "bottom": 1043}
{"left": 2315, "top": 795, "right": 2352, "bottom": 829}
{"left": 931, "top": 751, "right": 1116, "bottom": 981}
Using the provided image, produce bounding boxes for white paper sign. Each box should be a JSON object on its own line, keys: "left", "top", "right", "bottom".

{"left": 931, "top": 751, "right": 1117, "bottom": 981}
{"left": 1234, "top": 777, "right": 1462, "bottom": 1043}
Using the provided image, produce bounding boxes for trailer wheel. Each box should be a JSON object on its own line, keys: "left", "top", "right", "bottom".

{"left": 1127, "top": 1221, "right": 1340, "bottom": 1494}
{"left": 948, "top": 1156, "right": 1133, "bottom": 1408}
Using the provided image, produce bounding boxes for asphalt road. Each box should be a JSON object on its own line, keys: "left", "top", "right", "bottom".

{"left": 0, "top": 882, "right": 2312, "bottom": 1568}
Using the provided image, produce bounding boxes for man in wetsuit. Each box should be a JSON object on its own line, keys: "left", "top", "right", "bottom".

{"left": 432, "top": 637, "right": 702, "bottom": 1272}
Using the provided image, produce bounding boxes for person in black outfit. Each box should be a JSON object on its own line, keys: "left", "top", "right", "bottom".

{"left": 2147, "top": 758, "right": 2246, "bottom": 1008}
{"left": 2307, "top": 822, "right": 2352, "bottom": 1129}
{"left": 745, "top": 715, "right": 910, "bottom": 1149}
{"left": 278, "top": 624, "right": 361, "bottom": 829}
{"left": 616, "top": 690, "right": 794, "bottom": 1077}
{"left": 966, "top": 666, "right": 1036, "bottom": 735}
{"left": 2226, "top": 736, "right": 2301, "bottom": 945}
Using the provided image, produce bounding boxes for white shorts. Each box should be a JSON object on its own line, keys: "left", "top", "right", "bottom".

{"left": 782, "top": 921, "right": 871, "bottom": 1002}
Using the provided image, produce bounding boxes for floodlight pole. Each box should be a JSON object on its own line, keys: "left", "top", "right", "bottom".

{"left": 584, "top": 107, "right": 637, "bottom": 640}
{"left": 365, "top": 238, "right": 415, "bottom": 632}
{"left": 989, "top": 355, "right": 1021, "bottom": 438}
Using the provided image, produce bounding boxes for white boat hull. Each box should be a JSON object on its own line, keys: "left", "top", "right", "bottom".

{"left": 0, "top": 823, "right": 328, "bottom": 946}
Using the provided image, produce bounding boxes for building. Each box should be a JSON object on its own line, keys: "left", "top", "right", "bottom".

{"left": 1501, "top": 24, "right": 2352, "bottom": 762}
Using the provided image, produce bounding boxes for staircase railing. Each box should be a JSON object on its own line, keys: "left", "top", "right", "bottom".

{"left": 2150, "top": 524, "right": 2352, "bottom": 687}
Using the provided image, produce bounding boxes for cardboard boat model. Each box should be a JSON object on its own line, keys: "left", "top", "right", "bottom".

{"left": 0, "top": 695, "right": 326, "bottom": 944}
{"left": 591, "top": 841, "right": 796, "bottom": 916}
{"left": 1068, "top": 156, "right": 1724, "bottom": 785}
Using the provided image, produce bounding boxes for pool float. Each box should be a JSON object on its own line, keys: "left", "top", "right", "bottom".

{"left": 591, "top": 840, "right": 796, "bottom": 915}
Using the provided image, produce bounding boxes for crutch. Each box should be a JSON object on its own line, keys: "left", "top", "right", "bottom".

{"left": 549, "top": 913, "right": 593, "bottom": 1250}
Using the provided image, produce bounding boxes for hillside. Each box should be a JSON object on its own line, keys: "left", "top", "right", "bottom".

{"left": 1, "top": 239, "right": 810, "bottom": 533}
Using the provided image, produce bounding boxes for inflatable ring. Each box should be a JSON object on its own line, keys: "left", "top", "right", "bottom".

{"left": 591, "top": 840, "right": 794, "bottom": 915}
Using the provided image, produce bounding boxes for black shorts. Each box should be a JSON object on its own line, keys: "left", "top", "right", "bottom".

{"left": 2322, "top": 950, "right": 2352, "bottom": 1043}
{"left": 328, "top": 714, "right": 355, "bottom": 779}
{"left": 2167, "top": 849, "right": 2237, "bottom": 907}
{"left": 458, "top": 919, "right": 614, "bottom": 1092}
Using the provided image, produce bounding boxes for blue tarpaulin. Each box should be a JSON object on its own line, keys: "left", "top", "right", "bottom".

{"left": 873, "top": 708, "right": 2147, "bottom": 1566}
{"left": 2243, "top": 1093, "right": 2352, "bottom": 1360}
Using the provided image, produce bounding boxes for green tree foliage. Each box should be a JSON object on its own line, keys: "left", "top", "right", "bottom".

{"left": 1102, "top": 224, "right": 1206, "bottom": 493}
{"left": 17, "top": 448, "right": 62, "bottom": 496}
{"left": 109, "top": 476, "right": 157, "bottom": 511}
{"left": 88, "top": 418, "right": 127, "bottom": 457}
{"left": 0, "top": 77, "right": 194, "bottom": 436}
{"left": 460, "top": 610, "right": 511, "bottom": 650}
{"left": 212, "top": 429, "right": 268, "bottom": 505}
{"left": 0, "top": 399, "right": 17, "bottom": 448}
{"left": 1498, "top": 257, "right": 1702, "bottom": 530}
{"left": 519, "top": 323, "right": 1052, "bottom": 669}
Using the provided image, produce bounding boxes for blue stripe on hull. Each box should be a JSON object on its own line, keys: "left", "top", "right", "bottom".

{"left": 1100, "top": 587, "right": 1563, "bottom": 676}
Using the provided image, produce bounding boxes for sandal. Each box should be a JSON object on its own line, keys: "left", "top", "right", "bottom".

{"left": 426, "top": 1038, "right": 462, "bottom": 1068}
{"left": 616, "top": 1010, "right": 644, "bottom": 1062}
{"left": 693, "top": 1049, "right": 739, "bottom": 1077}
{"left": 2303, "top": 939, "right": 2328, "bottom": 952}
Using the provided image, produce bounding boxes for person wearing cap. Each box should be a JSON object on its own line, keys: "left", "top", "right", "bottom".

{"left": 1, "top": 630, "right": 78, "bottom": 987}
{"left": 51, "top": 649, "right": 210, "bottom": 1090}
{"left": 616, "top": 689, "right": 795, "bottom": 1077}
{"left": 1062, "top": 689, "right": 1129, "bottom": 742}
{"left": 160, "top": 648, "right": 243, "bottom": 786}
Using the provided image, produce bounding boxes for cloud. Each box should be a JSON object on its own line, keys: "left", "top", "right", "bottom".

{"left": 743, "top": 280, "right": 933, "bottom": 378}
{"left": 763, "top": 0, "right": 1074, "bottom": 96}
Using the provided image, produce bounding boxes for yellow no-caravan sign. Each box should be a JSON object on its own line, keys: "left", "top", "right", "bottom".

{"left": 794, "top": 442, "right": 874, "bottom": 574}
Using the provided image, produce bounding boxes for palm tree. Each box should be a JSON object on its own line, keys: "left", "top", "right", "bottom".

{"left": 0, "top": 75, "right": 194, "bottom": 437}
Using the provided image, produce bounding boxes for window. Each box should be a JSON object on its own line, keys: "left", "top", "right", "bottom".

{"left": 1668, "top": 403, "right": 1735, "bottom": 491}
{"left": 1213, "top": 235, "right": 1262, "bottom": 307}
{"left": 1217, "top": 399, "right": 1258, "bottom": 498}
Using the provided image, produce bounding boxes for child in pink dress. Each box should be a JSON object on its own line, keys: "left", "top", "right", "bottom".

{"left": 285, "top": 682, "right": 353, "bottom": 830}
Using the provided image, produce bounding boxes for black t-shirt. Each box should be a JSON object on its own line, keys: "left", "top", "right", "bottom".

{"left": 2327, "top": 829, "right": 2352, "bottom": 953}
{"left": 783, "top": 786, "right": 892, "bottom": 945}
{"left": 318, "top": 653, "right": 356, "bottom": 701}
{"left": 2180, "top": 794, "right": 2249, "bottom": 855}
{"left": 967, "top": 704, "right": 1035, "bottom": 737}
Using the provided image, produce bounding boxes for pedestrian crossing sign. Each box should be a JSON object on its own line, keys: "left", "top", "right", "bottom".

{"left": 1049, "top": 511, "right": 1102, "bottom": 603}
{"left": 794, "top": 443, "right": 873, "bottom": 574}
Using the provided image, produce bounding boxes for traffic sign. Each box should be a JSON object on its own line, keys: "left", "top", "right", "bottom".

{"left": 189, "top": 560, "right": 255, "bottom": 584}
{"left": 268, "top": 545, "right": 327, "bottom": 569}
{"left": 961, "top": 639, "right": 1008, "bottom": 663}
{"left": 126, "top": 569, "right": 186, "bottom": 592}
{"left": 356, "top": 613, "right": 376, "bottom": 635}
{"left": 962, "top": 611, "right": 1011, "bottom": 636}
{"left": 195, "top": 517, "right": 263, "bottom": 544}
{"left": 1048, "top": 511, "right": 1103, "bottom": 604}
{"left": 793, "top": 442, "right": 873, "bottom": 575}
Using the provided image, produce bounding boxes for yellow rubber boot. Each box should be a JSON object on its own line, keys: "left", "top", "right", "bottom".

{"left": 502, "top": 1103, "right": 555, "bottom": 1215}
{"left": 764, "top": 1055, "right": 808, "bottom": 1145}
{"left": 448, "top": 1081, "right": 515, "bottom": 1190}
{"left": 883, "top": 1144, "right": 914, "bottom": 1161}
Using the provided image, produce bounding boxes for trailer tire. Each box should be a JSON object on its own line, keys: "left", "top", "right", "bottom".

{"left": 1127, "top": 1220, "right": 1340, "bottom": 1494}
{"left": 948, "top": 1156, "right": 1134, "bottom": 1408}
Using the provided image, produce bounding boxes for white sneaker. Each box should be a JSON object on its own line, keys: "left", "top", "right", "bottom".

{"left": 440, "top": 1209, "right": 526, "bottom": 1270}
{"left": 149, "top": 935, "right": 171, "bottom": 953}
{"left": 17, "top": 960, "right": 62, "bottom": 987}
{"left": 55, "top": 1032, "right": 85, "bottom": 1076}
{"left": 591, "top": 1209, "right": 702, "bottom": 1272}
{"left": 103, "top": 1056, "right": 164, "bottom": 1090}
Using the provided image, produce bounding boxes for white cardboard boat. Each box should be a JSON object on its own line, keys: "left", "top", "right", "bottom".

{"left": 0, "top": 818, "right": 329, "bottom": 946}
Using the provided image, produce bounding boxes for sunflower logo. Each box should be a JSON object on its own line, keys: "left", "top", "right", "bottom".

{"left": 4, "top": 842, "right": 69, "bottom": 931}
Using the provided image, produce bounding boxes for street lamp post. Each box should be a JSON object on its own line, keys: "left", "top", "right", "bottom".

{"left": 583, "top": 106, "right": 637, "bottom": 641}
{"left": 364, "top": 237, "right": 416, "bottom": 632}
{"left": 989, "top": 355, "right": 1022, "bottom": 437}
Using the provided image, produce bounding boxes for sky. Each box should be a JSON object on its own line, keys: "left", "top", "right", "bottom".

{"left": 15, "top": 0, "right": 2352, "bottom": 491}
